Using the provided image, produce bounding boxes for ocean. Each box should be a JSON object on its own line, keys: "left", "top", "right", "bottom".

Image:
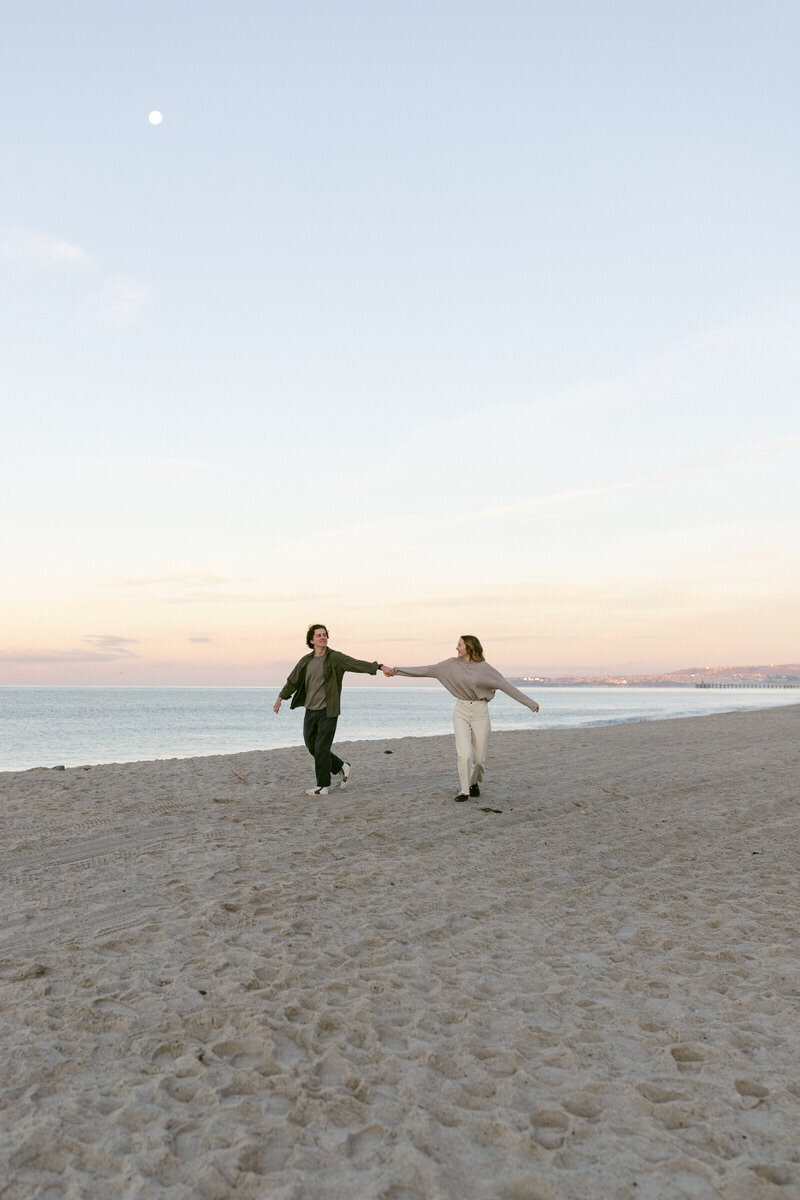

{"left": 0, "top": 685, "right": 797, "bottom": 773}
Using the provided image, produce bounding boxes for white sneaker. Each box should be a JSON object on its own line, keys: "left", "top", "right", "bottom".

{"left": 338, "top": 762, "right": 352, "bottom": 790}
{"left": 305, "top": 786, "right": 330, "bottom": 796}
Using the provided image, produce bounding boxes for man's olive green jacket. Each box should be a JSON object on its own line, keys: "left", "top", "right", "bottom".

{"left": 279, "top": 648, "right": 381, "bottom": 718}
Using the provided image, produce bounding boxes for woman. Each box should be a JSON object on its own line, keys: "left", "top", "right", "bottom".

{"left": 385, "top": 636, "right": 540, "bottom": 802}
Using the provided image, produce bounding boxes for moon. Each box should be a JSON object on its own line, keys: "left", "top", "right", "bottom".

{"left": 148, "top": 111, "right": 163, "bottom": 125}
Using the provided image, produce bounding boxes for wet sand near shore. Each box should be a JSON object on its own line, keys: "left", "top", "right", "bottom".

{"left": 1, "top": 705, "right": 798, "bottom": 1199}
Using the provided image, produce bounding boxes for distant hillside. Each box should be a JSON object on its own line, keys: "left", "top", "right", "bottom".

{"left": 513, "top": 664, "right": 800, "bottom": 688}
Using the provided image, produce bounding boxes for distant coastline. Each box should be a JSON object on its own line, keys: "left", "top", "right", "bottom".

{"left": 510, "top": 662, "right": 800, "bottom": 689}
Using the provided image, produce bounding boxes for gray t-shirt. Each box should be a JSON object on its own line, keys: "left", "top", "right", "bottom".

{"left": 304, "top": 654, "right": 327, "bottom": 711}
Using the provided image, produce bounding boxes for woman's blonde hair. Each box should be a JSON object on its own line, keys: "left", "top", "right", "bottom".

{"left": 460, "top": 635, "right": 485, "bottom": 662}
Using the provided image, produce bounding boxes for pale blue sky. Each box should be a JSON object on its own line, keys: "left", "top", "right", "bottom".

{"left": 2, "top": 1, "right": 798, "bottom": 682}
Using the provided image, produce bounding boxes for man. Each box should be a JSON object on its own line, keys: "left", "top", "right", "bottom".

{"left": 274, "top": 624, "right": 389, "bottom": 796}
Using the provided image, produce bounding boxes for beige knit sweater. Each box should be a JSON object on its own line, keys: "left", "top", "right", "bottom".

{"left": 395, "top": 658, "right": 539, "bottom": 711}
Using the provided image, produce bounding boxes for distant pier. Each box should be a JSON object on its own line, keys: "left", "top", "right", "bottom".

{"left": 694, "top": 682, "right": 799, "bottom": 690}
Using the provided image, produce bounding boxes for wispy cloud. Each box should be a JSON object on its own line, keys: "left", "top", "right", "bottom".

{"left": 80, "top": 277, "right": 150, "bottom": 328}
{"left": 91, "top": 458, "right": 220, "bottom": 480}
{"left": 358, "top": 545, "right": 421, "bottom": 560}
{"left": 309, "top": 435, "right": 799, "bottom": 555}
{"left": 84, "top": 635, "right": 140, "bottom": 651}
{"left": 447, "top": 315, "right": 800, "bottom": 437}
{"left": 162, "top": 591, "right": 341, "bottom": 607}
{"left": 0, "top": 228, "right": 90, "bottom": 266}
{"left": 100, "top": 573, "right": 339, "bottom": 607}
{"left": 379, "top": 567, "right": 800, "bottom": 626}
{"left": 0, "top": 635, "right": 140, "bottom": 665}
{"left": 103, "top": 573, "right": 255, "bottom": 590}
{"left": 449, "top": 436, "right": 800, "bottom": 527}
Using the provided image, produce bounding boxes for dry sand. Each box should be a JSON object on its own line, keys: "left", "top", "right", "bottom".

{"left": 1, "top": 705, "right": 798, "bottom": 1200}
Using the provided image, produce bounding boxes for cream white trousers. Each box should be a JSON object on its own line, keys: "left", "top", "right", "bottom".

{"left": 453, "top": 699, "right": 490, "bottom": 794}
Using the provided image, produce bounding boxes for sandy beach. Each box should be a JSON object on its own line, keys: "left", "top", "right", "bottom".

{"left": 1, "top": 704, "right": 798, "bottom": 1199}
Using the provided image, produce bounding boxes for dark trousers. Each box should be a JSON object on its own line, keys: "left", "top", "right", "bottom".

{"left": 303, "top": 708, "right": 343, "bottom": 788}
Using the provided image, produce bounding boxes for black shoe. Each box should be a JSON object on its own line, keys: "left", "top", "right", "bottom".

{"left": 454, "top": 793, "right": 470, "bottom": 802}
{"left": 469, "top": 783, "right": 480, "bottom": 797}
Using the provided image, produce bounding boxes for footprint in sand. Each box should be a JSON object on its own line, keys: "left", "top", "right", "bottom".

{"left": 638, "top": 1082, "right": 686, "bottom": 1104}
{"left": 670, "top": 1042, "right": 707, "bottom": 1069}
{"left": 750, "top": 1164, "right": 795, "bottom": 1187}
{"left": 530, "top": 1108, "right": 570, "bottom": 1149}
{"left": 561, "top": 1093, "right": 603, "bottom": 1120}
{"left": 735, "top": 1078, "right": 769, "bottom": 1103}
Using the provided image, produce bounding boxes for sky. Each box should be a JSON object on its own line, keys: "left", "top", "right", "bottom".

{"left": 2, "top": 0, "right": 798, "bottom": 685}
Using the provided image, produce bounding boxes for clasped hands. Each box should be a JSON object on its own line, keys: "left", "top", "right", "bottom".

{"left": 274, "top": 667, "right": 396, "bottom": 714}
